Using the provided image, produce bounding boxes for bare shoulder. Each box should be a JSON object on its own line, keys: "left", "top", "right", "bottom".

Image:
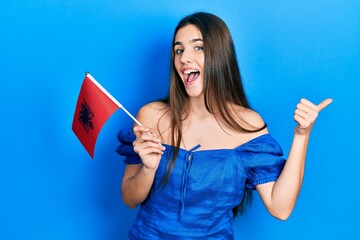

{"left": 136, "top": 101, "right": 170, "bottom": 133}
{"left": 231, "top": 104, "right": 268, "bottom": 133}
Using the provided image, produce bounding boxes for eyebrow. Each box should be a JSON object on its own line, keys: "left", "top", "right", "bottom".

{"left": 174, "top": 38, "right": 203, "bottom": 46}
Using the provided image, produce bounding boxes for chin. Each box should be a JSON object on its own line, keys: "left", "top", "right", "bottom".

{"left": 186, "top": 90, "right": 204, "bottom": 98}
{"left": 182, "top": 79, "right": 204, "bottom": 98}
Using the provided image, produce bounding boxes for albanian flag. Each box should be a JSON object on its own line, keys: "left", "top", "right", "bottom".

{"left": 72, "top": 73, "right": 120, "bottom": 158}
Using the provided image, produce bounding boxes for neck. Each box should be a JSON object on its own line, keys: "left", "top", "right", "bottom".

{"left": 188, "top": 95, "right": 216, "bottom": 119}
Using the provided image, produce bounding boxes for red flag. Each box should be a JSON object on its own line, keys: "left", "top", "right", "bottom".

{"left": 72, "top": 74, "right": 120, "bottom": 158}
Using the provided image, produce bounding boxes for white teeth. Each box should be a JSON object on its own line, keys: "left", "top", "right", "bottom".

{"left": 183, "top": 69, "right": 199, "bottom": 75}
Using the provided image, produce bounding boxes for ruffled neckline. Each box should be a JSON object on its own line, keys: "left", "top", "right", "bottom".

{"left": 118, "top": 127, "right": 283, "bottom": 155}
{"left": 162, "top": 133, "right": 282, "bottom": 155}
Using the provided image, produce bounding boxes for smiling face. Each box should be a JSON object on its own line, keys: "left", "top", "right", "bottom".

{"left": 173, "top": 24, "right": 205, "bottom": 98}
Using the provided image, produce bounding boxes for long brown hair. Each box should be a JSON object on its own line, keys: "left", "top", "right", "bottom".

{"left": 159, "top": 12, "right": 266, "bottom": 217}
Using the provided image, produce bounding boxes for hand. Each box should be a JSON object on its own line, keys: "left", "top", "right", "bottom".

{"left": 132, "top": 126, "right": 165, "bottom": 170}
{"left": 294, "top": 98, "right": 333, "bottom": 135}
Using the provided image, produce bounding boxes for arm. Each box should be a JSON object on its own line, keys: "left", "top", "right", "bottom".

{"left": 256, "top": 98, "right": 332, "bottom": 220}
{"left": 121, "top": 161, "right": 158, "bottom": 209}
{"left": 121, "top": 105, "right": 166, "bottom": 209}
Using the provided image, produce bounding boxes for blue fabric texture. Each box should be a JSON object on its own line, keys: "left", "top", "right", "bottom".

{"left": 116, "top": 128, "right": 142, "bottom": 164}
{"left": 117, "top": 127, "right": 286, "bottom": 239}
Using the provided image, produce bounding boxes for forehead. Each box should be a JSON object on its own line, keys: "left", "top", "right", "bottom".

{"left": 174, "top": 24, "right": 202, "bottom": 42}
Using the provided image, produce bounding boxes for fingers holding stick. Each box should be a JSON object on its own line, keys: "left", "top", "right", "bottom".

{"left": 132, "top": 125, "right": 165, "bottom": 170}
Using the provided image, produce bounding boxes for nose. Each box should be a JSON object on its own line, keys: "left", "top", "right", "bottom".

{"left": 180, "top": 49, "right": 193, "bottom": 64}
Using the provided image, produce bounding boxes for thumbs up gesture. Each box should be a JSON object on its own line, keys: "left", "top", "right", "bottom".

{"left": 294, "top": 98, "right": 333, "bottom": 135}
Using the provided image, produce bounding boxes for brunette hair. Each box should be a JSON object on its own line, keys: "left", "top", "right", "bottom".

{"left": 159, "top": 12, "right": 266, "bottom": 216}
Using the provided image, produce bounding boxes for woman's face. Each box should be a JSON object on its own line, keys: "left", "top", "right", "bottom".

{"left": 173, "top": 24, "right": 205, "bottom": 98}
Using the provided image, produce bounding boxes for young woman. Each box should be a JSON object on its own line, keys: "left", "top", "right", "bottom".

{"left": 116, "top": 12, "right": 332, "bottom": 239}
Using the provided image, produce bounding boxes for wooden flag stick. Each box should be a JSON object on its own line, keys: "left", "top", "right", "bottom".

{"left": 85, "top": 72, "right": 143, "bottom": 126}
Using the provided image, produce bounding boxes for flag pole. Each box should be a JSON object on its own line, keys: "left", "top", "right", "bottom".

{"left": 85, "top": 72, "right": 143, "bottom": 126}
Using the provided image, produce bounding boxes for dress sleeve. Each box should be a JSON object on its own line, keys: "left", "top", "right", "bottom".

{"left": 115, "top": 127, "right": 142, "bottom": 165}
{"left": 236, "top": 134, "right": 286, "bottom": 190}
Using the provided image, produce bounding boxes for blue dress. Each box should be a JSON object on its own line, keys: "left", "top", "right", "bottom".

{"left": 116, "top": 128, "right": 285, "bottom": 239}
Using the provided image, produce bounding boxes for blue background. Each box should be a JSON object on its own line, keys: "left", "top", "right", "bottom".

{"left": 1, "top": 1, "right": 359, "bottom": 239}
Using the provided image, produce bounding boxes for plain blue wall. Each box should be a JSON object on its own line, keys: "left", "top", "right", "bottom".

{"left": 1, "top": 1, "right": 359, "bottom": 239}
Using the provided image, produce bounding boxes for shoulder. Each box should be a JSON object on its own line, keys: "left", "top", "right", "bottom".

{"left": 137, "top": 101, "right": 168, "bottom": 117}
{"left": 136, "top": 101, "right": 170, "bottom": 133}
{"left": 231, "top": 104, "right": 268, "bottom": 133}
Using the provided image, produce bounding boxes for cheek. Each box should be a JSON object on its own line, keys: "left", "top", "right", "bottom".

{"left": 174, "top": 58, "right": 182, "bottom": 74}
{"left": 198, "top": 54, "right": 205, "bottom": 70}
{"left": 200, "top": 59, "right": 205, "bottom": 70}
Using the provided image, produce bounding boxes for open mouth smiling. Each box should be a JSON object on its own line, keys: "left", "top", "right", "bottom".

{"left": 183, "top": 69, "right": 200, "bottom": 85}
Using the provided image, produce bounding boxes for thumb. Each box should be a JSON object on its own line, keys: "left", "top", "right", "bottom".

{"left": 317, "top": 98, "right": 333, "bottom": 111}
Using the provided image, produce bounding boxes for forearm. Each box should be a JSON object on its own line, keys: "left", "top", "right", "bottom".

{"left": 259, "top": 98, "right": 331, "bottom": 220}
{"left": 271, "top": 132, "right": 309, "bottom": 218}
{"left": 121, "top": 165, "right": 156, "bottom": 209}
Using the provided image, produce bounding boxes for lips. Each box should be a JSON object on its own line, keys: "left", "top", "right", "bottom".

{"left": 183, "top": 69, "right": 200, "bottom": 85}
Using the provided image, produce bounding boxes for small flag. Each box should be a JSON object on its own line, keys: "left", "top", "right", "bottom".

{"left": 72, "top": 73, "right": 143, "bottom": 158}
{"left": 72, "top": 73, "right": 120, "bottom": 158}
